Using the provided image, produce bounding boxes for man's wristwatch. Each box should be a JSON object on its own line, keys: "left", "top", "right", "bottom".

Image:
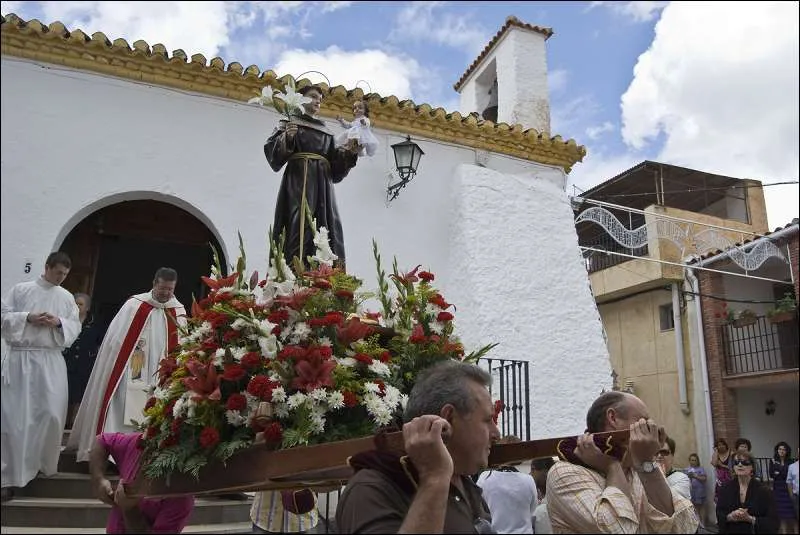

{"left": 633, "top": 461, "right": 657, "bottom": 474}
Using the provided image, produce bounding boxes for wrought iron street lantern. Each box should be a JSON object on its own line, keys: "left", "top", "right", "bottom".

{"left": 387, "top": 136, "right": 424, "bottom": 202}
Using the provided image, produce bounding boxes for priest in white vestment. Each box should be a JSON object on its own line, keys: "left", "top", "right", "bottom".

{"left": 67, "top": 268, "right": 186, "bottom": 462}
{"left": 1, "top": 252, "right": 81, "bottom": 491}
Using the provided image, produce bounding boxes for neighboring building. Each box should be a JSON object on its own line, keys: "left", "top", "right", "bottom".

{"left": 575, "top": 160, "right": 772, "bottom": 469}
{"left": 687, "top": 219, "right": 798, "bottom": 476}
{"left": 0, "top": 13, "right": 612, "bottom": 445}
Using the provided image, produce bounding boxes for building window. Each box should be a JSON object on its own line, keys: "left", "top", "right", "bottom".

{"left": 659, "top": 304, "right": 675, "bottom": 331}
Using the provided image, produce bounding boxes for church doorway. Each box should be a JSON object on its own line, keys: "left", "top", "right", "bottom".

{"left": 59, "top": 200, "right": 225, "bottom": 327}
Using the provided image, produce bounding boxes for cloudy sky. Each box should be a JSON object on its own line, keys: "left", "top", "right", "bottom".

{"left": 2, "top": 1, "right": 798, "bottom": 228}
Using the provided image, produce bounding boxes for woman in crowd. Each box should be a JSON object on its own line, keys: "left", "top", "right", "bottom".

{"left": 712, "top": 438, "right": 734, "bottom": 504}
{"left": 62, "top": 293, "right": 105, "bottom": 428}
{"left": 770, "top": 442, "right": 797, "bottom": 534}
{"left": 716, "top": 450, "right": 777, "bottom": 534}
{"left": 685, "top": 452, "right": 708, "bottom": 528}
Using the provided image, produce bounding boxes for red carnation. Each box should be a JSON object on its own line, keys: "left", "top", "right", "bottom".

{"left": 342, "top": 391, "right": 358, "bottom": 408}
{"left": 241, "top": 352, "right": 262, "bottom": 370}
{"left": 409, "top": 324, "right": 427, "bottom": 344}
{"left": 164, "top": 399, "right": 176, "bottom": 418}
{"left": 161, "top": 435, "right": 179, "bottom": 448}
{"left": 419, "top": 271, "right": 435, "bottom": 282}
{"left": 428, "top": 293, "right": 451, "bottom": 310}
{"left": 268, "top": 310, "right": 290, "bottom": 324}
{"left": 199, "top": 426, "right": 220, "bottom": 449}
{"left": 437, "top": 311, "right": 454, "bottom": 322}
{"left": 354, "top": 353, "right": 373, "bottom": 365}
{"left": 313, "top": 279, "right": 332, "bottom": 289}
{"left": 226, "top": 393, "right": 247, "bottom": 411}
{"left": 145, "top": 426, "right": 158, "bottom": 439}
{"left": 335, "top": 290, "right": 354, "bottom": 300}
{"left": 247, "top": 376, "right": 281, "bottom": 401}
{"left": 222, "top": 363, "right": 246, "bottom": 382}
{"left": 170, "top": 418, "right": 183, "bottom": 435}
{"left": 492, "top": 400, "right": 505, "bottom": 425}
{"left": 379, "top": 351, "right": 392, "bottom": 363}
{"left": 263, "top": 422, "right": 283, "bottom": 443}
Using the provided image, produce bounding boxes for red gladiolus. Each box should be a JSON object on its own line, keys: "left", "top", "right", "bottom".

{"left": 364, "top": 311, "right": 382, "bottom": 321}
{"left": 275, "top": 288, "right": 317, "bottom": 311}
{"left": 437, "top": 311, "right": 454, "bottom": 322}
{"left": 222, "top": 364, "right": 246, "bottom": 382}
{"left": 157, "top": 357, "right": 179, "bottom": 387}
{"left": 292, "top": 356, "right": 336, "bottom": 393}
{"left": 144, "top": 397, "right": 157, "bottom": 411}
{"left": 493, "top": 400, "right": 505, "bottom": 425}
{"left": 429, "top": 293, "right": 451, "bottom": 310}
{"left": 342, "top": 391, "right": 358, "bottom": 408}
{"left": 409, "top": 324, "right": 427, "bottom": 344}
{"left": 264, "top": 422, "right": 283, "bottom": 443}
{"left": 419, "top": 271, "right": 434, "bottom": 282}
{"left": 379, "top": 351, "right": 392, "bottom": 363}
{"left": 226, "top": 393, "right": 247, "bottom": 411}
{"left": 336, "top": 318, "right": 374, "bottom": 346}
{"left": 391, "top": 265, "right": 421, "bottom": 285}
{"left": 201, "top": 272, "right": 239, "bottom": 291}
{"left": 199, "top": 427, "right": 220, "bottom": 449}
{"left": 313, "top": 279, "right": 332, "bottom": 290}
{"left": 268, "top": 309, "right": 290, "bottom": 324}
{"left": 182, "top": 360, "right": 221, "bottom": 402}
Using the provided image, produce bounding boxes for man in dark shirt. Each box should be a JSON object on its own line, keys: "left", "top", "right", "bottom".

{"left": 336, "top": 361, "right": 501, "bottom": 533}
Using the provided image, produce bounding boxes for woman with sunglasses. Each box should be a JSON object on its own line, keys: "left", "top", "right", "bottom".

{"left": 716, "top": 451, "right": 778, "bottom": 533}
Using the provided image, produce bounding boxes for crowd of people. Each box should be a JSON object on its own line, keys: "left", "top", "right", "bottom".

{"left": 2, "top": 252, "right": 798, "bottom": 535}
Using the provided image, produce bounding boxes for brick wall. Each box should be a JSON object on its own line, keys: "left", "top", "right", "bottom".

{"left": 789, "top": 232, "right": 799, "bottom": 302}
{"left": 699, "top": 271, "right": 740, "bottom": 443}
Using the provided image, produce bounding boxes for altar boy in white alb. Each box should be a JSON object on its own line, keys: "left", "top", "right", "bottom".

{"left": 67, "top": 268, "right": 186, "bottom": 462}
{"left": 1, "top": 252, "right": 82, "bottom": 493}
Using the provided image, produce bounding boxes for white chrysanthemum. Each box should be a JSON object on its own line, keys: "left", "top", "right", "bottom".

{"left": 245, "top": 392, "right": 260, "bottom": 412}
{"left": 383, "top": 318, "right": 395, "bottom": 329}
{"left": 429, "top": 321, "right": 444, "bottom": 335}
{"left": 187, "top": 397, "right": 197, "bottom": 419}
{"left": 310, "top": 388, "right": 329, "bottom": 402}
{"left": 425, "top": 303, "right": 442, "bottom": 316}
{"left": 364, "top": 393, "right": 393, "bottom": 426}
{"left": 318, "top": 336, "right": 332, "bottom": 347}
{"left": 327, "top": 391, "right": 345, "bottom": 410}
{"left": 256, "top": 319, "right": 277, "bottom": 337}
{"left": 172, "top": 396, "right": 187, "bottom": 418}
{"left": 287, "top": 392, "right": 307, "bottom": 410}
{"left": 231, "top": 318, "right": 249, "bottom": 331}
{"left": 382, "top": 385, "right": 402, "bottom": 407}
{"left": 271, "top": 386, "right": 287, "bottom": 403}
{"left": 153, "top": 386, "right": 170, "bottom": 401}
{"left": 310, "top": 413, "right": 326, "bottom": 434}
{"left": 368, "top": 361, "right": 391, "bottom": 377}
{"left": 399, "top": 394, "right": 409, "bottom": 412}
{"left": 336, "top": 356, "right": 356, "bottom": 368}
{"left": 231, "top": 346, "right": 247, "bottom": 362}
{"left": 363, "top": 382, "right": 381, "bottom": 394}
{"left": 225, "top": 410, "right": 246, "bottom": 427}
{"left": 291, "top": 322, "right": 311, "bottom": 342}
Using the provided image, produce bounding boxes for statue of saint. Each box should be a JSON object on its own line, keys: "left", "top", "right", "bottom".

{"left": 263, "top": 85, "right": 361, "bottom": 267}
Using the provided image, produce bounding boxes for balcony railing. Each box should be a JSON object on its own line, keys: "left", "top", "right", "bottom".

{"left": 721, "top": 315, "right": 799, "bottom": 375}
{"left": 581, "top": 233, "right": 649, "bottom": 274}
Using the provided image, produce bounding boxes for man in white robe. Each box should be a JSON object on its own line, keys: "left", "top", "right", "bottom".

{"left": 1, "top": 252, "right": 81, "bottom": 495}
{"left": 67, "top": 267, "right": 186, "bottom": 463}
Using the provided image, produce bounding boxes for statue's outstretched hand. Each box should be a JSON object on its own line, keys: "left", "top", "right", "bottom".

{"left": 285, "top": 123, "right": 298, "bottom": 141}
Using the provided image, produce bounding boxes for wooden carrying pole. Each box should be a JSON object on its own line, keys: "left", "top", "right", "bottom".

{"left": 126, "top": 429, "right": 630, "bottom": 498}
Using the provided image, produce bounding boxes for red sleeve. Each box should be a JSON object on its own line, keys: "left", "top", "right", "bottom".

{"left": 151, "top": 498, "right": 195, "bottom": 533}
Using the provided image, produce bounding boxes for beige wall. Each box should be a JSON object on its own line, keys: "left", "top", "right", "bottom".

{"left": 598, "top": 289, "right": 699, "bottom": 465}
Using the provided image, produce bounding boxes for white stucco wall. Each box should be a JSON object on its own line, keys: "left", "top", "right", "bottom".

{"left": 737, "top": 386, "right": 799, "bottom": 458}
{"left": 458, "top": 27, "right": 550, "bottom": 134}
{"left": 447, "top": 165, "right": 612, "bottom": 439}
{"left": 1, "top": 55, "right": 608, "bottom": 439}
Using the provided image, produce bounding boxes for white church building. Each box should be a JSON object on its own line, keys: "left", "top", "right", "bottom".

{"left": 1, "top": 14, "right": 611, "bottom": 440}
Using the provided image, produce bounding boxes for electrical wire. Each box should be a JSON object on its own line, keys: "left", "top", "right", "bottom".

{"left": 681, "top": 289, "right": 794, "bottom": 305}
{"left": 585, "top": 181, "right": 798, "bottom": 200}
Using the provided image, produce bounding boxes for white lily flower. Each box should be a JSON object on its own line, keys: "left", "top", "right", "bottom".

{"left": 274, "top": 84, "right": 312, "bottom": 117}
{"left": 248, "top": 85, "right": 274, "bottom": 106}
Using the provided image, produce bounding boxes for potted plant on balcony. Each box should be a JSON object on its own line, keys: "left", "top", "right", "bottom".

{"left": 766, "top": 293, "right": 797, "bottom": 325}
{"left": 727, "top": 307, "right": 758, "bottom": 328}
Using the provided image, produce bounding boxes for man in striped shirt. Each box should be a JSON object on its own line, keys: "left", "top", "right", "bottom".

{"left": 546, "top": 391, "right": 699, "bottom": 533}
{"left": 250, "top": 489, "right": 321, "bottom": 533}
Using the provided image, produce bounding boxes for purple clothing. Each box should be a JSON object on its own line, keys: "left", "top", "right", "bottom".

{"left": 770, "top": 460, "right": 796, "bottom": 520}
{"left": 686, "top": 466, "right": 707, "bottom": 504}
{"left": 99, "top": 432, "right": 194, "bottom": 534}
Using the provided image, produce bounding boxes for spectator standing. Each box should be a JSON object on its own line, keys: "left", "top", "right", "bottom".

{"left": 769, "top": 442, "right": 797, "bottom": 535}
{"left": 716, "top": 450, "right": 777, "bottom": 534}
{"left": 62, "top": 292, "right": 105, "bottom": 428}
{"left": 712, "top": 438, "right": 734, "bottom": 504}
{"left": 685, "top": 453, "right": 708, "bottom": 528}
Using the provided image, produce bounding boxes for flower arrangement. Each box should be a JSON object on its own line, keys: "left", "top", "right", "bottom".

{"left": 717, "top": 301, "right": 758, "bottom": 327}
{"left": 766, "top": 292, "right": 797, "bottom": 323}
{"left": 248, "top": 79, "right": 312, "bottom": 121}
{"left": 137, "top": 223, "right": 496, "bottom": 481}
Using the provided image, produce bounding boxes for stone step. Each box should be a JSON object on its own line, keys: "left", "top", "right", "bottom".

{"left": 0, "top": 522, "right": 252, "bottom": 533}
{"left": 56, "top": 450, "right": 89, "bottom": 475}
{"left": 19, "top": 473, "right": 119, "bottom": 500}
{"left": 0, "top": 497, "right": 252, "bottom": 529}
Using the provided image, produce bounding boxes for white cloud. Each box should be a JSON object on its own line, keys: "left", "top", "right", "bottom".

{"left": 390, "top": 2, "right": 489, "bottom": 57}
{"left": 587, "top": 1, "right": 668, "bottom": 23}
{"left": 585, "top": 121, "right": 615, "bottom": 140}
{"left": 548, "top": 68, "right": 569, "bottom": 94}
{"left": 321, "top": 1, "right": 352, "bottom": 13}
{"left": 567, "top": 149, "right": 645, "bottom": 195}
{"left": 620, "top": 1, "right": 799, "bottom": 228}
{"left": 0, "top": 1, "right": 23, "bottom": 15}
{"left": 274, "top": 46, "right": 425, "bottom": 101}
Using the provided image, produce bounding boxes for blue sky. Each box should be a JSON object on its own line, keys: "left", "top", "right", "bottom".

{"left": 2, "top": 1, "right": 798, "bottom": 227}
